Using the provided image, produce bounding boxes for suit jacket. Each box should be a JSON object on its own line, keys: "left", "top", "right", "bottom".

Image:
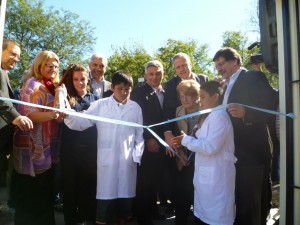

{"left": 131, "top": 83, "right": 165, "bottom": 140}
{"left": 163, "top": 73, "right": 207, "bottom": 133}
{"left": 175, "top": 104, "right": 201, "bottom": 134}
{"left": 103, "top": 89, "right": 113, "bottom": 98}
{"left": 226, "top": 69, "right": 277, "bottom": 165}
{"left": 0, "top": 69, "right": 19, "bottom": 151}
{"left": 103, "top": 80, "right": 111, "bottom": 92}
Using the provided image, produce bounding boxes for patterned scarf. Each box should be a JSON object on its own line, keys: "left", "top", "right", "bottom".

{"left": 42, "top": 77, "right": 55, "bottom": 96}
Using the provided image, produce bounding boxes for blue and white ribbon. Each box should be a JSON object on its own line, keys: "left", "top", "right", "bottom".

{"left": 0, "top": 97, "right": 295, "bottom": 160}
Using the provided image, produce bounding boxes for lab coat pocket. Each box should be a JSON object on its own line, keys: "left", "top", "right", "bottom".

{"left": 98, "top": 148, "right": 114, "bottom": 166}
{"left": 197, "top": 166, "right": 215, "bottom": 185}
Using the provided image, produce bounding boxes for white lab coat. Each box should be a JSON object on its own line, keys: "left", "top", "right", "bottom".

{"left": 64, "top": 95, "right": 144, "bottom": 199}
{"left": 181, "top": 109, "right": 236, "bottom": 225}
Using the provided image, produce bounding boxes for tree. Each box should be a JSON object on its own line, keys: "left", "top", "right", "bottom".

{"left": 107, "top": 43, "right": 152, "bottom": 85}
{"left": 106, "top": 39, "right": 214, "bottom": 86}
{"left": 4, "top": 0, "right": 96, "bottom": 87}
{"left": 248, "top": 0, "right": 260, "bottom": 34}
{"left": 154, "top": 39, "right": 213, "bottom": 82}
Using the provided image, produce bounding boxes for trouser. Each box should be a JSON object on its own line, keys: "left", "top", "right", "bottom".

{"left": 0, "top": 125, "right": 13, "bottom": 185}
{"left": 234, "top": 163, "right": 272, "bottom": 225}
{"left": 12, "top": 169, "right": 55, "bottom": 225}
{"left": 271, "top": 143, "right": 280, "bottom": 183}
{"left": 135, "top": 150, "right": 164, "bottom": 224}
{"left": 61, "top": 145, "right": 97, "bottom": 225}
{"left": 194, "top": 216, "right": 209, "bottom": 225}
{"left": 172, "top": 160, "right": 194, "bottom": 225}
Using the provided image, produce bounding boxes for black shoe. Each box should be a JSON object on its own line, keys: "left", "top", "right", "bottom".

{"left": 164, "top": 205, "right": 175, "bottom": 215}
{"left": 0, "top": 173, "right": 6, "bottom": 187}
{"left": 54, "top": 202, "right": 63, "bottom": 212}
{"left": 152, "top": 212, "right": 166, "bottom": 220}
{"left": 137, "top": 218, "right": 154, "bottom": 225}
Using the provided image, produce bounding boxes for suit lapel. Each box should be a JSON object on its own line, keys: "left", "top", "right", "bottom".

{"left": 227, "top": 69, "right": 246, "bottom": 104}
{"left": 176, "top": 106, "right": 188, "bottom": 133}
{"left": 103, "top": 81, "right": 111, "bottom": 92}
{"left": 1, "top": 70, "right": 15, "bottom": 99}
{"left": 144, "top": 83, "right": 163, "bottom": 110}
{"left": 7, "top": 80, "right": 15, "bottom": 99}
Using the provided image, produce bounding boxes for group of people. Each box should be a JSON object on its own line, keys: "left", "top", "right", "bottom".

{"left": 0, "top": 38, "right": 279, "bottom": 225}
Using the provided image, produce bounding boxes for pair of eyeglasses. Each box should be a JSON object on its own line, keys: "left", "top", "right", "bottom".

{"left": 45, "top": 63, "right": 59, "bottom": 70}
{"left": 215, "top": 61, "right": 227, "bottom": 69}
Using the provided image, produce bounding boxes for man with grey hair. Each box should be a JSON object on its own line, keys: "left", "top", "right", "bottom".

{"left": 162, "top": 52, "right": 208, "bottom": 225}
{"left": 131, "top": 60, "right": 166, "bottom": 225}
{"left": 163, "top": 53, "right": 207, "bottom": 151}
{"left": 88, "top": 53, "right": 111, "bottom": 98}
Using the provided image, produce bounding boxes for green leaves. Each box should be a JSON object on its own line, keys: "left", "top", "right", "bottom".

{"left": 5, "top": 0, "right": 96, "bottom": 88}
{"left": 107, "top": 44, "right": 152, "bottom": 85}
{"left": 106, "top": 39, "right": 214, "bottom": 87}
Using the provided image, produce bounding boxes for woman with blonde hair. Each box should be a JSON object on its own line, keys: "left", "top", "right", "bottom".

{"left": 172, "top": 79, "right": 201, "bottom": 225}
{"left": 173, "top": 81, "right": 236, "bottom": 225}
{"left": 12, "top": 50, "right": 64, "bottom": 225}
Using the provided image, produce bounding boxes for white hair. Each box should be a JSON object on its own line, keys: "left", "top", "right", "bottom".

{"left": 172, "top": 52, "right": 191, "bottom": 65}
{"left": 90, "top": 53, "right": 108, "bottom": 66}
{"left": 145, "top": 60, "right": 164, "bottom": 73}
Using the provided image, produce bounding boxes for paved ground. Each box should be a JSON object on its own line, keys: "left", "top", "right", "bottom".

{"left": 0, "top": 183, "right": 279, "bottom": 225}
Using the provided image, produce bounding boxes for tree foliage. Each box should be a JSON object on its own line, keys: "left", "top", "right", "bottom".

{"left": 4, "top": 0, "right": 96, "bottom": 87}
{"left": 107, "top": 44, "right": 152, "bottom": 85}
{"left": 4, "top": 0, "right": 276, "bottom": 89}
{"left": 106, "top": 39, "right": 214, "bottom": 86}
{"left": 248, "top": 0, "right": 260, "bottom": 34}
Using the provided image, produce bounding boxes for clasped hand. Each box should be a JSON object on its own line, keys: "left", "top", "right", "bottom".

{"left": 227, "top": 104, "right": 245, "bottom": 118}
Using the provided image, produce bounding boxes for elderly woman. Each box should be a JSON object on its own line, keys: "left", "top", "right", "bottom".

{"left": 172, "top": 79, "right": 201, "bottom": 225}
{"left": 172, "top": 81, "right": 236, "bottom": 225}
{"left": 12, "top": 50, "right": 64, "bottom": 225}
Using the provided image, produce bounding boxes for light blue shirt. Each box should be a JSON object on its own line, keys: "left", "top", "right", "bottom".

{"left": 90, "top": 73, "right": 105, "bottom": 98}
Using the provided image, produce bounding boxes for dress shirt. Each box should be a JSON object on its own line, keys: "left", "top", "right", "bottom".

{"left": 222, "top": 68, "right": 244, "bottom": 104}
{"left": 90, "top": 74, "right": 105, "bottom": 98}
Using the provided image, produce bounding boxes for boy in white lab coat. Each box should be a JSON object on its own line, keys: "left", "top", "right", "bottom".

{"left": 64, "top": 71, "right": 144, "bottom": 225}
{"left": 172, "top": 81, "right": 236, "bottom": 225}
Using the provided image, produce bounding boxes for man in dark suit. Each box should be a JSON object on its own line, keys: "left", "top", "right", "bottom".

{"left": 131, "top": 60, "right": 165, "bottom": 225}
{"left": 162, "top": 53, "right": 207, "bottom": 225}
{"left": 0, "top": 38, "right": 33, "bottom": 185}
{"left": 213, "top": 47, "right": 277, "bottom": 225}
{"left": 163, "top": 52, "right": 207, "bottom": 151}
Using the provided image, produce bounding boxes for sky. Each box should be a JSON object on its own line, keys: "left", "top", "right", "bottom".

{"left": 43, "top": 0, "right": 259, "bottom": 59}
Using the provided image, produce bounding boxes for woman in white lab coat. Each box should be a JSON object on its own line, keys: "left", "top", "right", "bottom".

{"left": 172, "top": 81, "right": 236, "bottom": 225}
